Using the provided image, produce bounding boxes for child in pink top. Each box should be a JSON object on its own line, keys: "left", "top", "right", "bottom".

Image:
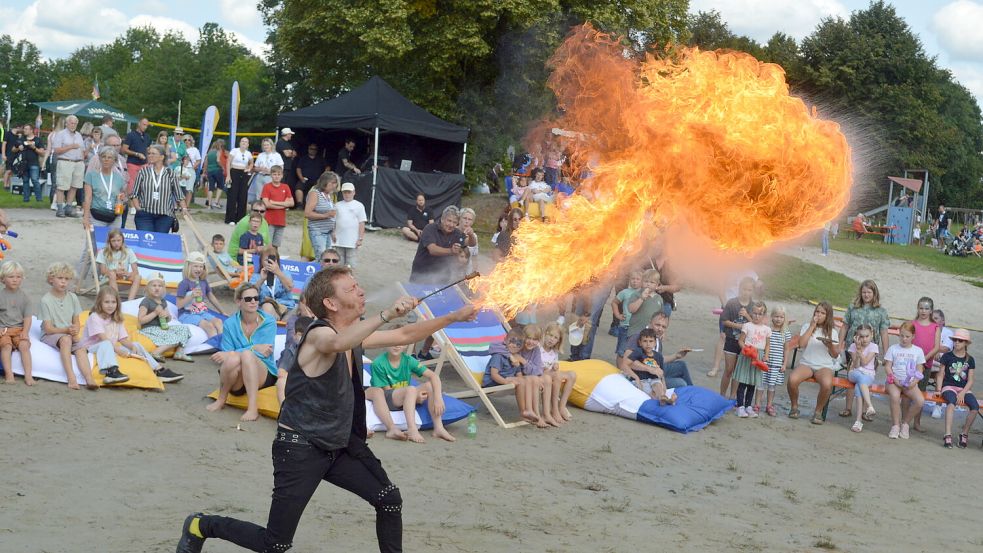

{"left": 846, "top": 324, "right": 879, "bottom": 432}
{"left": 911, "top": 297, "right": 941, "bottom": 432}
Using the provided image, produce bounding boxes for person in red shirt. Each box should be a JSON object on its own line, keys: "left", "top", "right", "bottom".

{"left": 260, "top": 165, "right": 295, "bottom": 248}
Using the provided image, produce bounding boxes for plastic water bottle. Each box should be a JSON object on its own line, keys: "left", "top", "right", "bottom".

{"left": 159, "top": 314, "right": 170, "bottom": 330}
{"left": 465, "top": 411, "right": 477, "bottom": 439}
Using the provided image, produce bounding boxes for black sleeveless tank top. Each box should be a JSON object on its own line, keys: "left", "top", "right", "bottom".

{"left": 278, "top": 318, "right": 367, "bottom": 450}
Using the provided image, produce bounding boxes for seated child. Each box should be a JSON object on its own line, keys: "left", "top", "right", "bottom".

{"left": 176, "top": 252, "right": 227, "bottom": 338}
{"left": 509, "top": 176, "right": 529, "bottom": 205}
{"left": 541, "top": 321, "right": 576, "bottom": 421}
{"left": 208, "top": 233, "right": 239, "bottom": 277}
{"left": 136, "top": 273, "right": 191, "bottom": 379}
{"left": 622, "top": 328, "right": 675, "bottom": 405}
{"left": 80, "top": 287, "right": 161, "bottom": 384}
{"left": 483, "top": 327, "right": 528, "bottom": 416}
{"left": 366, "top": 336, "right": 455, "bottom": 443}
{"left": 883, "top": 321, "right": 926, "bottom": 440}
{"left": 938, "top": 329, "right": 977, "bottom": 448}
{"left": 0, "top": 262, "right": 33, "bottom": 385}
{"left": 275, "top": 316, "right": 312, "bottom": 405}
{"left": 520, "top": 324, "right": 558, "bottom": 427}
{"left": 40, "top": 262, "right": 94, "bottom": 389}
{"left": 237, "top": 213, "right": 265, "bottom": 266}
{"left": 96, "top": 228, "right": 140, "bottom": 301}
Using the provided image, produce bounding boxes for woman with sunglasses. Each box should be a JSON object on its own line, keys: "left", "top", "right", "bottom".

{"left": 249, "top": 246, "right": 296, "bottom": 320}
{"left": 207, "top": 283, "right": 277, "bottom": 422}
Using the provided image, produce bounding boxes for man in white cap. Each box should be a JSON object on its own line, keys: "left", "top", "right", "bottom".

{"left": 276, "top": 128, "right": 298, "bottom": 203}
{"left": 49, "top": 115, "right": 86, "bottom": 217}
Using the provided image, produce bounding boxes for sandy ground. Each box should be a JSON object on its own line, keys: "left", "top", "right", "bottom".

{"left": 2, "top": 207, "right": 983, "bottom": 553}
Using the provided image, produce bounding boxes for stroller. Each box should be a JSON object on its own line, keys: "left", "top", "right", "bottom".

{"left": 943, "top": 234, "right": 972, "bottom": 257}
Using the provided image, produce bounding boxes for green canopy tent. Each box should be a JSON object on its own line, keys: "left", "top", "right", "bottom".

{"left": 32, "top": 99, "right": 140, "bottom": 124}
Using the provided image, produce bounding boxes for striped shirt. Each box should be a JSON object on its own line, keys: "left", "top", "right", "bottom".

{"left": 767, "top": 328, "right": 792, "bottom": 370}
{"left": 131, "top": 165, "right": 183, "bottom": 215}
{"left": 307, "top": 190, "right": 336, "bottom": 233}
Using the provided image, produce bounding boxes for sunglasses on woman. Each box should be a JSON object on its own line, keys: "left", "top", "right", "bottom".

{"left": 321, "top": 257, "right": 340, "bottom": 263}
{"left": 241, "top": 295, "right": 260, "bottom": 302}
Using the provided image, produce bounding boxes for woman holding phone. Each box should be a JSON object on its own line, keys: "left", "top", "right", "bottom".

{"left": 248, "top": 246, "right": 295, "bottom": 320}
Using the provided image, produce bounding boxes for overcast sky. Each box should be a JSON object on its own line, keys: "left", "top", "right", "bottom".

{"left": 3, "top": 0, "right": 983, "bottom": 106}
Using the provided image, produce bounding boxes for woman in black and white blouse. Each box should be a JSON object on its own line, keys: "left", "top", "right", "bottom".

{"left": 225, "top": 137, "right": 254, "bottom": 224}
{"left": 130, "top": 144, "right": 186, "bottom": 233}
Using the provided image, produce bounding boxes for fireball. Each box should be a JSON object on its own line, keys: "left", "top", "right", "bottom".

{"left": 476, "top": 25, "right": 852, "bottom": 318}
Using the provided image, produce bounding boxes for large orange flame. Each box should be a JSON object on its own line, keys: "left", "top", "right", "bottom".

{"left": 476, "top": 25, "right": 851, "bottom": 317}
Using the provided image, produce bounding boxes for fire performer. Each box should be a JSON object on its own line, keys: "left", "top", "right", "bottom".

{"left": 176, "top": 266, "right": 475, "bottom": 553}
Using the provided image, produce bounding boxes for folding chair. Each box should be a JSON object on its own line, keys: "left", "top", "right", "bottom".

{"left": 399, "top": 281, "right": 527, "bottom": 428}
{"left": 180, "top": 211, "right": 235, "bottom": 287}
{"left": 87, "top": 227, "right": 186, "bottom": 293}
{"left": 250, "top": 253, "right": 320, "bottom": 325}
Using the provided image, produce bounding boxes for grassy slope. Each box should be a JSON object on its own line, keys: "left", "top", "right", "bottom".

{"left": 830, "top": 235, "right": 982, "bottom": 281}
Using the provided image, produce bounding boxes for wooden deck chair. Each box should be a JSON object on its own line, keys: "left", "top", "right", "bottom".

{"left": 180, "top": 210, "right": 235, "bottom": 287}
{"left": 87, "top": 227, "right": 186, "bottom": 293}
{"left": 399, "top": 281, "right": 527, "bottom": 429}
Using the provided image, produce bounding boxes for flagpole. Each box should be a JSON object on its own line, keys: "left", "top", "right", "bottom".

{"left": 177, "top": 99, "right": 182, "bottom": 127}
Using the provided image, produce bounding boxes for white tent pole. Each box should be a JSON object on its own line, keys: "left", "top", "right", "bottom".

{"left": 460, "top": 142, "right": 467, "bottom": 175}
{"left": 368, "top": 126, "right": 380, "bottom": 225}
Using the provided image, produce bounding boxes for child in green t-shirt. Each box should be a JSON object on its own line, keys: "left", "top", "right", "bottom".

{"left": 366, "top": 340, "right": 454, "bottom": 443}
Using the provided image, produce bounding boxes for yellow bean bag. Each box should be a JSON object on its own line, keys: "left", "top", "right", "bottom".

{"left": 511, "top": 200, "right": 559, "bottom": 220}
{"left": 78, "top": 311, "right": 165, "bottom": 390}
{"left": 560, "top": 359, "right": 619, "bottom": 409}
{"left": 207, "top": 386, "right": 281, "bottom": 418}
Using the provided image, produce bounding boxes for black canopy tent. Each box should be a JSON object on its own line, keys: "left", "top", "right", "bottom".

{"left": 277, "top": 76, "right": 470, "bottom": 228}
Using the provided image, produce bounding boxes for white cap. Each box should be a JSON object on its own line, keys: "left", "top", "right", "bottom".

{"left": 340, "top": 182, "right": 355, "bottom": 192}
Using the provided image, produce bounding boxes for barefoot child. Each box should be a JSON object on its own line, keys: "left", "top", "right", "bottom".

{"left": 366, "top": 337, "right": 455, "bottom": 443}
{"left": 81, "top": 287, "right": 161, "bottom": 385}
{"left": 0, "top": 262, "right": 34, "bottom": 385}
{"left": 136, "top": 273, "right": 190, "bottom": 381}
{"left": 541, "top": 321, "right": 576, "bottom": 421}
{"left": 937, "top": 329, "right": 977, "bottom": 448}
{"left": 846, "top": 324, "right": 879, "bottom": 432}
{"left": 176, "top": 252, "right": 226, "bottom": 338}
{"left": 483, "top": 327, "right": 528, "bottom": 420}
{"left": 622, "top": 329, "right": 675, "bottom": 405}
{"left": 520, "top": 324, "right": 560, "bottom": 427}
{"left": 883, "top": 321, "right": 927, "bottom": 439}
{"left": 96, "top": 228, "right": 140, "bottom": 301}
{"left": 734, "top": 301, "right": 770, "bottom": 418}
{"left": 39, "top": 262, "right": 94, "bottom": 389}
{"left": 760, "top": 305, "right": 791, "bottom": 417}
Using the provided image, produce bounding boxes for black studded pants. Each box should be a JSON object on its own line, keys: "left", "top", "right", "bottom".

{"left": 199, "top": 432, "right": 402, "bottom": 553}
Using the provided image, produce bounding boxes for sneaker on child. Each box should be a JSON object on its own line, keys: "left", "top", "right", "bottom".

{"left": 103, "top": 366, "right": 130, "bottom": 384}
{"left": 155, "top": 367, "right": 185, "bottom": 383}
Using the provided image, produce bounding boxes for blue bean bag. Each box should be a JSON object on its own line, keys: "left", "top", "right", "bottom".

{"left": 566, "top": 359, "right": 734, "bottom": 433}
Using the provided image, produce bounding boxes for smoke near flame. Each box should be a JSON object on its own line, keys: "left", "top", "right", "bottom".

{"left": 475, "top": 25, "right": 852, "bottom": 317}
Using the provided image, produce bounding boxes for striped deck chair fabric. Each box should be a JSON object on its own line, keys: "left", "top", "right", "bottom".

{"left": 402, "top": 282, "right": 506, "bottom": 381}
{"left": 93, "top": 227, "right": 184, "bottom": 287}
